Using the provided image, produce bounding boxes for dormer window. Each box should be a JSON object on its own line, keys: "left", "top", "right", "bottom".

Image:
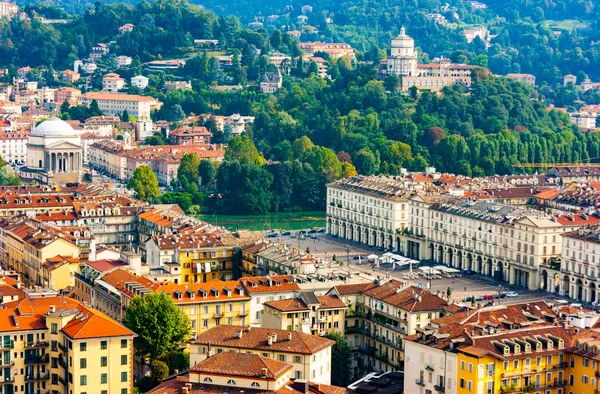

{"left": 211, "top": 288, "right": 220, "bottom": 297}
{"left": 536, "top": 343, "right": 542, "bottom": 351}
{"left": 524, "top": 344, "right": 530, "bottom": 352}
{"left": 199, "top": 289, "right": 207, "bottom": 298}
{"left": 514, "top": 345, "right": 520, "bottom": 354}
{"left": 275, "top": 281, "right": 281, "bottom": 286}
{"left": 251, "top": 282, "right": 258, "bottom": 287}
{"left": 173, "top": 290, "right": 183, "bottom": 300}
{"left": 558, "top": 340, "right": 563, "bottom": 348}
{"left": 504, "top": 347, "right": 509, "bottom": 355}
{"left": 186, "top": 289, "right": 195, "bottom": 299}
{"left": 548, "top": 341, "right": 554, "bottom": 349}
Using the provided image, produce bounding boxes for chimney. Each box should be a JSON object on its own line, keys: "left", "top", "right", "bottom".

{"left": 272, "top": 333, "right": 278, "bottom": 342}
{"left": 293, "top": 379, "right": 309, "bottom": 394}
{"left": 261, "top": 367, "right": 268, "bottom": 377}
{"left": 181, "top": 387, "right": 189, "bottom": 394}
{"left": 49, "top": 305, "right": 56, "bottom": 313}
{"left": 267, "top": 336, "right": 273, "bottom": 346}
{"left": 239, "top": 329, "right": 243, "bottom": 339}
{"left": 288, "top": 332, "right": 292, "bottom": 341}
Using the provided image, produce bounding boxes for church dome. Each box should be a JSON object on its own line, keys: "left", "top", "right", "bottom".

{"left": 31, "top": 117, "right": 76, "bottom": 137}
{"left": 392, "top": 27, "right": 414, "bottom": 45}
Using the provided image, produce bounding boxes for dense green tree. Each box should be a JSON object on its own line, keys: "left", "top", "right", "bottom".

{"left": 127, "top": 165, "right": 160, "bottom": 202}
{"left": 177, "top": 153, "right": 200, "bottom": 193}
{"left": 125, "top": 292, "right": 190, "bottom": 359}
{"left": 198, "top": 159, "right": 216, "bottom": 190}
{"left": 325, "top": 332, "right": 354, "bottom": 387}
{"left": 225, "top": 135, "right": 265, "bottom": 166}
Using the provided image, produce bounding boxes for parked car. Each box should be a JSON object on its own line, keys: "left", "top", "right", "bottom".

{"left": 281, "top": 231, "right": 291, "bottom": 236}
{"left": 310, "top": 234, "right": 318, "bottom": 239}
{"left": 463, "top": 269, "right": 475, "bottom": 275}
{"left": 506, "top": 291, "right": 519, "bottom": 298}
{"left": 308, "top": 229, "right": 317, "bottom": 234}
{"left": 494, "top": 293, "right": 506, "bottom": 299}
{"left": 462, "top": 296, "right": 473, "bottom": 302}
{"left": 299, "top": 230, "right": 307, "bottom": 235}
{"left": 266, "top": 233, "right": 278, "bottom": 238}
{"left": 290, "top": 234, "right": 297, "bottom": 238}
{"left": 353, "top": 255, "right": 361, "bottom": 260}
{"left": 318, "top": 228, "right": 326, "bottom": 233}
{"left": 475, "top": 295, "right": 484, "bottom": 301}
{"left": 483, "top": 295, "right": 495, "bottom": 300}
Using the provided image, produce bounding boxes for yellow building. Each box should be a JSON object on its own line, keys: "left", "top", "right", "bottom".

{"left": 0, "top": 295, "right": 136, "bottom": 394}
{"left": 403, "top": 300, "right": 600, "bottom": 394}
{"left": 41, "top": 255, "right": 80, "bottom": 291}
{"left": 157, "top": 280, "right": 251, "bottom": 332}
{"left": 94, "top": 268, "right": 251, "bottom": 331}
{"left": 262, "top": 291, "right": 347, "bottom": 336}
{"left": 0, "top": 219, "right": 80, "bottom": 287}
{"left": 145, "top": 228, "right": 235, "bottom": 285}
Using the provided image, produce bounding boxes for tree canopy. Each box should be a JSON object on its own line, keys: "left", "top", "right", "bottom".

{"left": 125, "top": 292, "right": 191, "bottom": 359}
{"left": 127, "top": 165, "right": 160, "bottom": 202}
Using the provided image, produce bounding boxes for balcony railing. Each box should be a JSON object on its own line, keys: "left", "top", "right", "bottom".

{"left": 25, "top": 371, "right": 50, "bottom": 381}
{"left": 58, "top": 343, "right": 68, "bottom": 352}
{"left": 25, "top": 341, "right": 49, "bottom": 349}
{"left": 25, "top": 354, "right": 49, "bottom": 364}
{"left": 0, "top": 341, "right": 14, "bottom": 350}
{"left": 434, "top": 384, "right": 445, "bottom": 393}
{"left": 415, "top": 379, "right": 425, "bottom": 386}
{"left": 213, "top": 312, "right": 223, "bottom": 318}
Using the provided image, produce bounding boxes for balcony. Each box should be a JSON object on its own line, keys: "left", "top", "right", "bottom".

{"left": 58, "top": 343, "right": 68, "bottom": 352}
{"left": 238, "top": 310, "right": 248, "bottom": 317}
{"left": 25, "top": 341, "right": 49, "bottom": 349}
{"left": 213, "top": 312, "right": 223, "bottom": 318}
{"left": 0, "top": 341, "right": 14, "bottom": 350}
{"left": 415, "top": 379, "right": 425, "bottom": 387}
{"left": 301, "top": 318, "right": 310, "bottom": 325}
{"left": 25, "top": 371, "right": 50, "bottom": 381}
{"left": 545, "top": 379, "right": 566, "bottom": 388}
{"left": 434, "top": 384, "right": 445, "bottom": 393}
{"left": 425, "top": 364, "right": 435, "bottom": 371}
{"left": 319, "top": 316, "right": 327, "bottom": 322}
{"left": 58, "top": 376, "right": 67, "bottom": 386}
{"left": 25, "top": 354, "right": 49, "bottom": 364}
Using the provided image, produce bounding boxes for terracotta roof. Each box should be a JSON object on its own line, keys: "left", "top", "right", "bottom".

{"left": 99, "top": 268, "right": 162, "bottom": 298}
{"left": 149, "top": 376, "right": 347, "bottom": 394}
{"left": 0, "top": 296, "right": 134, "bottom": 338}
{"left": 363, "top": 282, "right": 448, "bottom": 312}
{"left": 84, "top": 259, "right": 129, "bottom": 272}
{"left": 240, "top": 275, "right": 300, "bottom": 293}
{"left": 157, "top": 280, "right": 250, "bottom": 304}
{"left": 42, "top": 255, "right": 79, "bottom": 272}
{"left": 191, "top": 325, "right": 334, "bottom": 354}
{"left": 332, "top": 283, "right": 371, "bottom": 295}
{"left": 554, "top": 214, "right": 600, "bottom": 226}
{"left": 265, "top": 295, "right": 346, "bottom": 312}
{"left": 170, "top": 126, "right": 212, "bottom": 137}
{"left": 80, "top": 92, "right": 158, "bottom": 102}
{"left": 190, "top": 352, "right": 292, "bottom": 379}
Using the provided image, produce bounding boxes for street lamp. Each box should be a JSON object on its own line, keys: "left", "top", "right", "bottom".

{"left": 346, "top": 246, "right": 352, "bottom": 267}
{"left": 208, "top": 194, "right": 222, "bottom": 227}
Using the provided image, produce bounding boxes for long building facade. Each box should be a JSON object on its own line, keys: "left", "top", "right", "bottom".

{"left": 326, "top": 176, "right": 413, "bottom": 250}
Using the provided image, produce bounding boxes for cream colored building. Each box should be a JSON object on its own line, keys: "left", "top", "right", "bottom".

{"left": 189, "top": 325, "right": 335, "bottom": 384}
{"left": 387, "top": 27, "right": 417, "bottom": 77}
{"left": 326, "top": 176, "right": 412, "bottom": 250}
{"left": 0, "top": 295, "right": 135, "bottom": 394}
{"left": 78, "top": 92, "right": 161, "bottom": 119}
{"left": 262, "top": 291, "right": 347, "bottom": 336}
{"left": 561, "top": 227, "right": 600, "bottom": 303}
{"left": 102, "top": 73, "right": 126, "bottom": 92}
{"left": 398, "top": 195, "right": 572, "bottom": 290}
{"left": 0, "top": 131, "right": 27, "bottom": 164}
{"left": 239, "top": 275, "right": 300, "bottom": 327}
{"left": 22, "top": 117, "right": 84, "bottom": 185}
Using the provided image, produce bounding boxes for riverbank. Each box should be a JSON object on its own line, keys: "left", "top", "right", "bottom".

{"left": 196, "top": 211, "right": 326, "bottom": 232}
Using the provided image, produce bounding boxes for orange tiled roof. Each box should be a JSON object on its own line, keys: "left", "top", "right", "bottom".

{"left": 157, "top": 280, "right": 250, "bottom": 304}
{"left": 190, "top": 352, "right": 292, "bottom": 379}
{"left": 191, "top": 325, "right": 334, "bottom": 355}
{"left": 240, "top": 275, "right": 300, "bottom": 293}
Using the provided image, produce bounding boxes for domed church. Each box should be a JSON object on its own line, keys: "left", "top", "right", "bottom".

{"left": 387, "top": 27, "right": 418, "bottom": 76}
{"left": 22, "top": 117, "right": 84, "bottom": 185}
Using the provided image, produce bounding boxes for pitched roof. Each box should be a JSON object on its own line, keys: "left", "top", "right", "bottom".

{"left": 363, "top": 281, "right": 448, "bottom": 312}
{"left": 190, "top": 352, "right": 292, "bottom": 379}
{"left": 265, "top": 295, "right": 346, "bottom": 312}
{"left": 240, "top": 275, "right": 300, "bottom": 293}
{"left": 191, "top": 325, "right": 334, "bottom": 354}
{"left": 0, "top": 296, "right": 134, "bottom": 338}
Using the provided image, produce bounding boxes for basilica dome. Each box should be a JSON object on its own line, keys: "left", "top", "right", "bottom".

{"left": 31, "top": 117, "right": 77, "bottom": 138}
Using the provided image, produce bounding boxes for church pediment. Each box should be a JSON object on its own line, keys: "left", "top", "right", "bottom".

{"left": 44, "top": 141, "right": 83, "bottom": 150}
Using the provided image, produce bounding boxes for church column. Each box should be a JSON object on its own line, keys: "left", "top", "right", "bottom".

{"left": 57, "top": 153, "right": 62, "bottom": 172}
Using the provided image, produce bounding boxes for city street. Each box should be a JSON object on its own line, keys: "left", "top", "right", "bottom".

{"left": 275, "top": 231, "right": 565, "bottom": 307}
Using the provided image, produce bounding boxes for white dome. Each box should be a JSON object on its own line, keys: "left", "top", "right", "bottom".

{"left": 31, "top": 117, "right": 76, "bottom": 137}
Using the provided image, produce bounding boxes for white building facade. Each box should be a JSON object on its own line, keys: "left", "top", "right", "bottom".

{"left": 387, "top": 27, "right": 418, "bottom": 77}
{"left": 326, "top": 176, "right": 411, "bottom": 250}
